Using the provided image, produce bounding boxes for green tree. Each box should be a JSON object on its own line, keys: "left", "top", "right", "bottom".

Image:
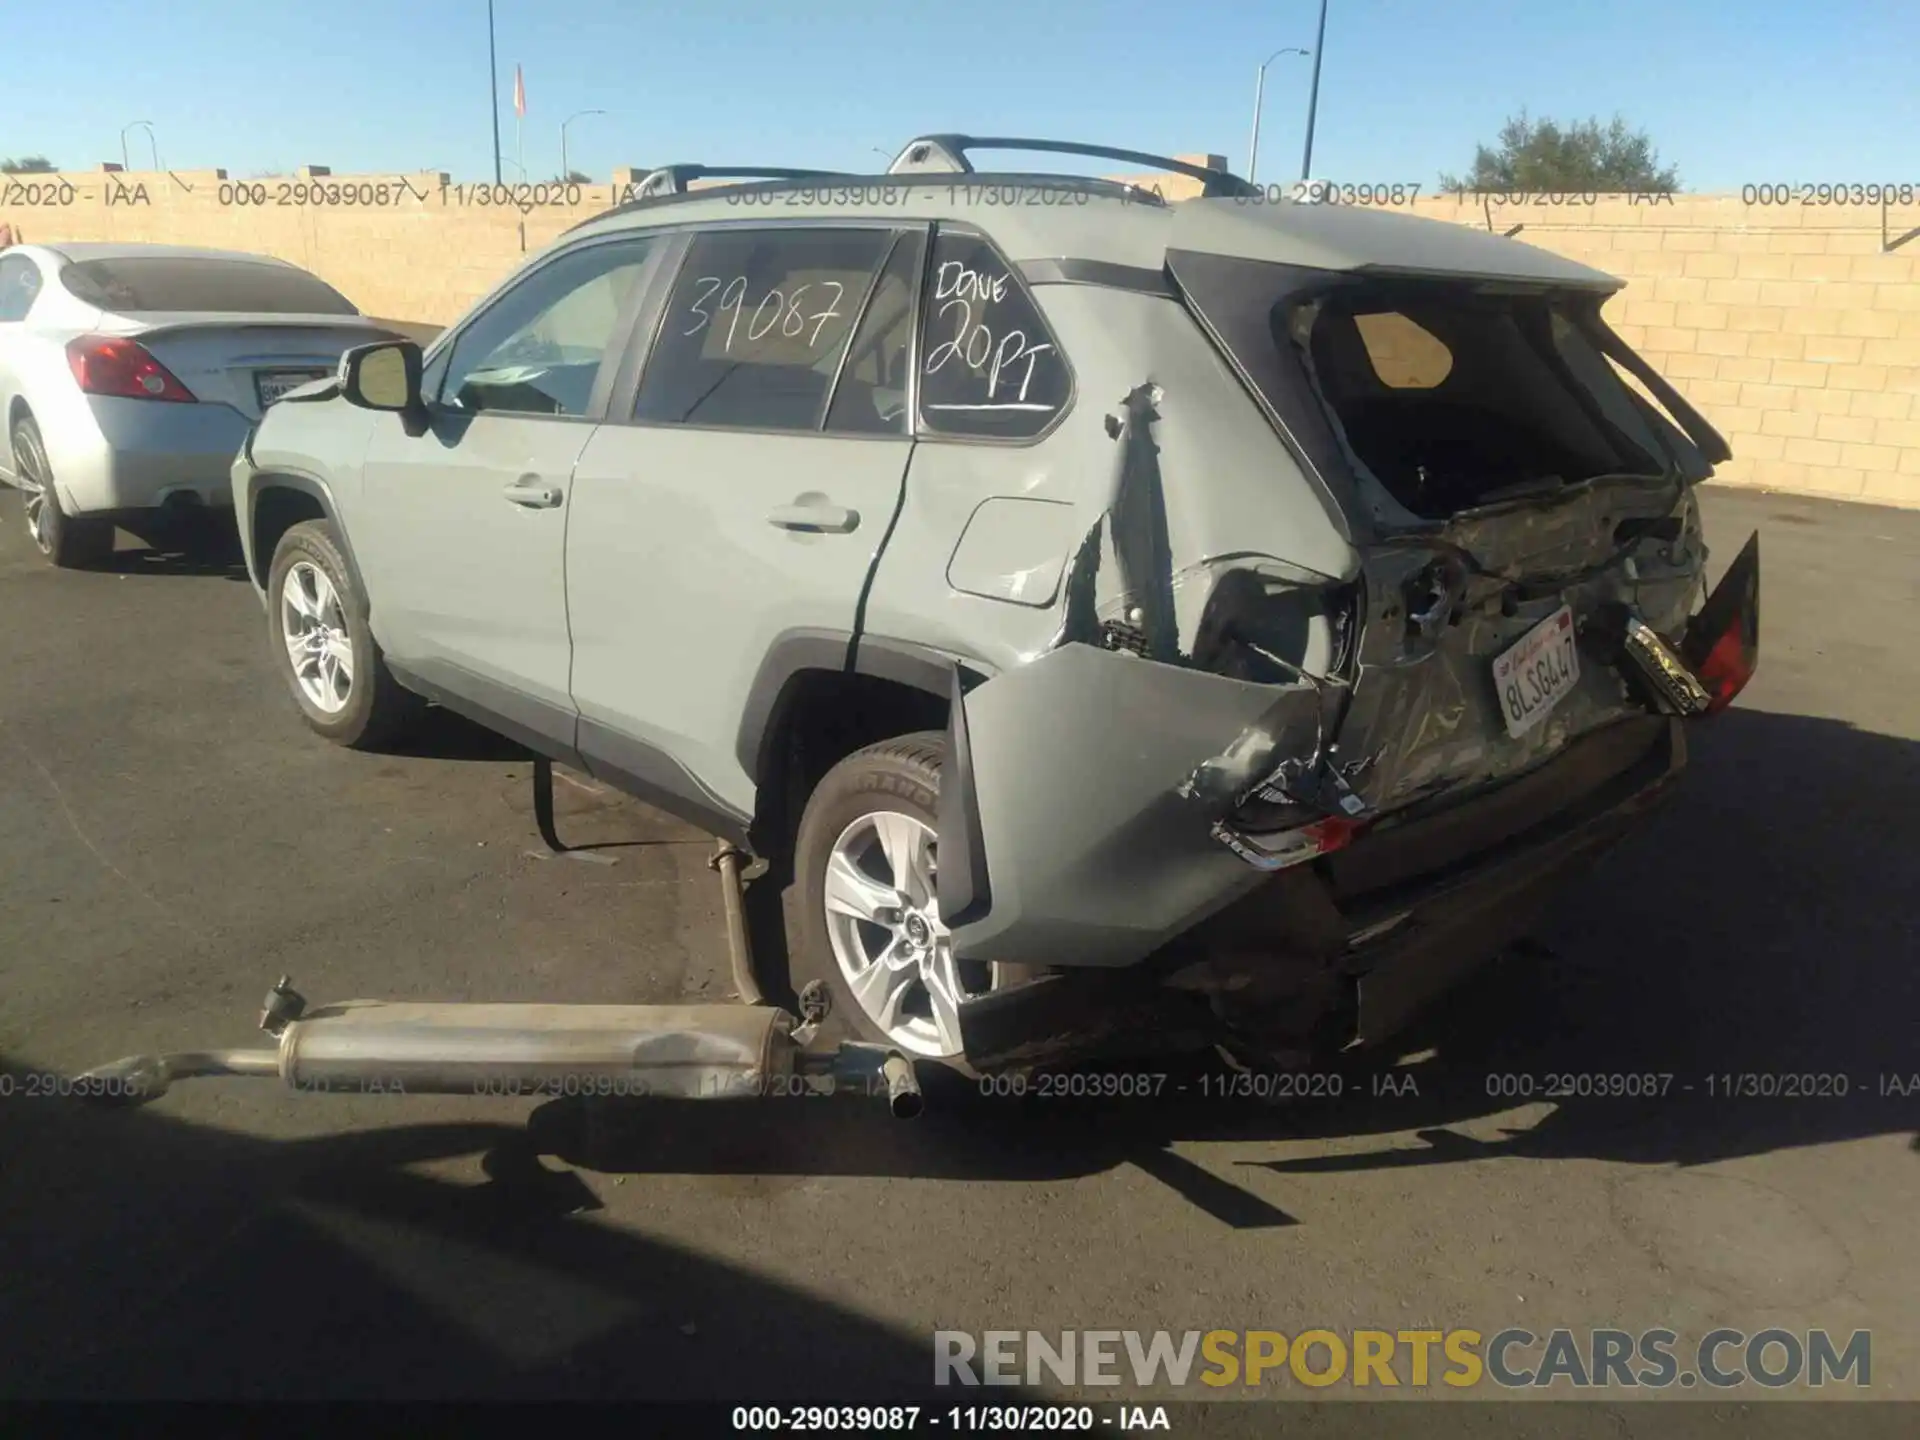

{"left": 1441, "top": 112, "right": 1678, "bottom": 193}
{"left": 2, "top": 156, "right": 57, "bottom": 173}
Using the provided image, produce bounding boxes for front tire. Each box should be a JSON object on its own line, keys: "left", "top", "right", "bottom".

{"left": 790, "top": 733, "right": 1005, "bottom": 1071}
{"left": 266, "top": 519, "right": 422, "bottom": 749}
{"left": 11, "top": 417, "right": 114, "bottom": 569}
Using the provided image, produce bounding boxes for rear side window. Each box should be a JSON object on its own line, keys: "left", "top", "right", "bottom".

{"left": 59, "top": 257, "right": 358, "bottom": 315}
{"left": 635, "top": 227, "right": 896, "bottom": 432}
{"left": 917, "top": 227, "right": 1071, "bottom": 439}
{"left": 0, "top": 255, "right": 41, "bottom": 322}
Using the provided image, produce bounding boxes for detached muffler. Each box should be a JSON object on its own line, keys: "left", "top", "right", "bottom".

{"left": 77, "top": 977, "right": 923, "bottom": 1119}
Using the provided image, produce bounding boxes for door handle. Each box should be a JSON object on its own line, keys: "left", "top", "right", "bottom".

{"left": 766, "top": 503, "right": 859, "bottom": 534}
{"left": 503, "top": 477, "right": 563, "bottom": 509}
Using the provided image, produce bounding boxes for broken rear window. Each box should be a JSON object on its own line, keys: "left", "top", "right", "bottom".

{"left": 1289, "top": 283, "right": 1678, "bottom": 518}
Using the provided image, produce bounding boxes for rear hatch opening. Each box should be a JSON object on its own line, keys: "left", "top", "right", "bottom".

{"left": 1165, "top": 251, "right": 1752, "bottom": 853}
{"left": 1287, "top": 281, "right": 1699, "bottom": 522}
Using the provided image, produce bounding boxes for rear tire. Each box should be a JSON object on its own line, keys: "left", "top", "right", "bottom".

{"left": 266, "top": 519, "right": 423, "bottom": 750}
{"left": 11, "top": 417, "right": 114, "bottom": 569}
{"left": 788, "top": 732, "right": 1009, "bottom": 1075}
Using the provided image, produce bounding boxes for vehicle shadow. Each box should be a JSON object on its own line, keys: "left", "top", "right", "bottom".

{"left": 94, "top": 516, "right": 251, "bottom": 581}
{"left": 386, "top": 704, "right": 536, "bottom": 764}
{"left": 0, "top": 1081, "right": 978, "bottom": 1402}
{"left": 528, "top": 703, "right": 1917, "bottom": 1225}
{"left": 0, "top": 1074, "right": 1891, "bottom": 1433}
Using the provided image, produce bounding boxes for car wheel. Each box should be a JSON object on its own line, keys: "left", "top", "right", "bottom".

{"left": 11, "top": 417, "right": 114, "bottom": 569}
{"left": 267, "top": 519, "right": 423, "bottom": 749}
{"left": 791, "top": 732, "right": 1010, "bottom": 1073}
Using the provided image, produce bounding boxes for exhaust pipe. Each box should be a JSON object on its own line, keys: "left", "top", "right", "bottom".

{"left": 77, "top": 980, "right": 921, "bottom": 1118}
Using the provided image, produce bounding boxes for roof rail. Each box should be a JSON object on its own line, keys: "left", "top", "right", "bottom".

{"left": 884, "top": 135, "right": 1256, "bottom": 198}
{"left": 624, "top": 164, "right": 851, "bottom": 201}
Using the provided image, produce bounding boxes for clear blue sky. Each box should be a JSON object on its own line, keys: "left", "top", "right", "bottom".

{"left": 2, "top": 0, "right": 1915, "bottom": 189}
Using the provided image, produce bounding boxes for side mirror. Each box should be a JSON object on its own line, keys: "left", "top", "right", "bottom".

{"left": 339, "top": 340, "right": 423, "bottom": 413}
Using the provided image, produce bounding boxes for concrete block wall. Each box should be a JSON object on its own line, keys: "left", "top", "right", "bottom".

{"left": 6, "top": 163, "right": 1918, "bottom": 506}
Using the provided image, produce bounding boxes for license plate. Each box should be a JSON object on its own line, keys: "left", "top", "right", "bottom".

{"left": 1492, "top": 604, "right": 1580, "bottom": 739}
{"left": 256, "top": 370, "right": 327, "bottom": 406}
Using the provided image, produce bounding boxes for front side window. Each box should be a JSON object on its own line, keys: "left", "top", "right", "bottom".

{"left": 0, "top": 255, "right": 45, "bottom": 322}
{"left": 635, "top": 227, "right": 897, "bottom": 432}
{"left": 439, "top": 237, "right": 658, "bottom": 417}
{"left": 916, "top": 227, "right": 1071, "bottom": 440}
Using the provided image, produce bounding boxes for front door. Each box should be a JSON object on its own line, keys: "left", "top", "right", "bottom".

{"left": 352, "top": 235, "right": 663, "bottom": 743}
{"left": 566, "top": 225, "right": 926, "bottom": 816}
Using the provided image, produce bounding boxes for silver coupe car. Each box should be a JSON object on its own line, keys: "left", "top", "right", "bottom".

{"left": 0, "top": 242, "right": 401, "bottom": 566}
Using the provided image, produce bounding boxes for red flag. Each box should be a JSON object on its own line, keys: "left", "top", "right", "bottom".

{"left": 513, "top": 65, "right": 526, "bottom": 118}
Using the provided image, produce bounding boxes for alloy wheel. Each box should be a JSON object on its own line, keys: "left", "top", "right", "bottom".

{"left": 821, "top": 809, "right": 993, "bottom": 1058}
{"left": 13, "top": 434, "right": 52, "bottom": 556}
{"left": 281, "top": 560, "right": 355, "bottom": 714}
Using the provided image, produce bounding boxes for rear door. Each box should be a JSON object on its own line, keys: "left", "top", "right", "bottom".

{"left": 565, "top": 223, "right": 924, "bottom": 816}
{"left": 351, "top": 234, "right": 665, "bottom": 740}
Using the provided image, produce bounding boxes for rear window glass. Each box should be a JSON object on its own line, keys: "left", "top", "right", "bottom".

{"left": 1290, "top": 285, "right": 1675, "bottom": 517}
{"left": 59, "top": 257, "right": 358, "bottom": 315}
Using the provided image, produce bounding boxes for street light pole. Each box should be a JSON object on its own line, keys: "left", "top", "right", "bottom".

{"left": 1247, "top": 48, "right": 1308, "bottom": 185}
{"left": 561, "top": 109, "right": 605, "bottom": 181}
{"left": 1300, "top": 0, "right": 1330, "bottom": 181}
{"left": 120, "top": 121, "right": 157, "bottom": 171}
{"left": 487, "top": 0, "right": 503, "bottom": 184}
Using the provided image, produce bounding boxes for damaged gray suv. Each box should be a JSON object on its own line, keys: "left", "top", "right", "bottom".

{"left": 232, "top": 136, "right": 1760, "bottom": 1074}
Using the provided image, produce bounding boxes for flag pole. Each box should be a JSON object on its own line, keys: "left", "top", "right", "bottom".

{"left": 487, "top": 0, "right": 502, "bottom": 184}
{"left": 514, "top": 64, "right": 526, "bottom": 181}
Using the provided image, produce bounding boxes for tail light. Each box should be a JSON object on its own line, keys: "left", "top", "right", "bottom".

{"left": 1682, "top": 531, "right": 1760, "bottom": 715}
{"left": 1211, "top": 814, "right": 1365, "bottom": 872}
{"left": 65, "top": 335, "right": 196, "bottom": 402}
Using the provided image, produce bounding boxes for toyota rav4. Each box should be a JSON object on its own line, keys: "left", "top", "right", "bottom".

{"left": 231, "top": 136, "right": 1760, "bottom": 1075}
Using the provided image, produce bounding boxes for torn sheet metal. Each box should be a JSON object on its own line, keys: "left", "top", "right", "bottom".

{"left": 1328, "top": 477, "right": 1707, "bottom": 816}
{"left": 946, "top": 642, "right": 1289, "bottom": 970}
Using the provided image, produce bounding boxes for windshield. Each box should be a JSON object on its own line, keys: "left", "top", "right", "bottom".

{"left": 60, "top": 257, "right": 359, "bottom": 316}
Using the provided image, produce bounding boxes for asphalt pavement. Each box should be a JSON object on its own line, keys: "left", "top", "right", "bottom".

{"left": 0, "top": 485, "right": 1914, "bottom": 1418}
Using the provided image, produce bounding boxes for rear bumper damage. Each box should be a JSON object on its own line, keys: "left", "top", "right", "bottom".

{"left": 942, "top": 530, "right": 1757, "bottom": 1070}
{"left": 954, "top": 714, "right": 1686, "bottom": 1069}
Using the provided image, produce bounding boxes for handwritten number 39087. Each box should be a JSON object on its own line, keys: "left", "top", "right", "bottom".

{"left": 683, "top": 276, "right": 847, "bottom": 351}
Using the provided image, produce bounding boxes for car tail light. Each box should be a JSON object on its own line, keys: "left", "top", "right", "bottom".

{"left": 1682, "top": 531, "right": 1760, "bottom": 715}
{"left": 65, "top": 335, "right": 196, "bottom": 402}
{"left": 1211, "top": 813, "right": 1365, "bottom": 872}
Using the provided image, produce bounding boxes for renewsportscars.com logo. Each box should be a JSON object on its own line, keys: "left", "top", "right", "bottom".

{"left": 934, "top": 1328, "right": 1872, "bottom": 1390}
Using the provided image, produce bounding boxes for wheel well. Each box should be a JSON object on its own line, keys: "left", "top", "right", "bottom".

{"left": 250, "top": 484, "right": 327, "bottom": 586}
{"left": 7, "top": 397, "right": 29, "bottom": 436}
{"left": 750, "top": 669, "right": 950, "bottom": 862}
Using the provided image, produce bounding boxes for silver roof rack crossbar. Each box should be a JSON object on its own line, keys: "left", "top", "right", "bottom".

{"left": 628, "top": 164, "right": 852, "bottom": 200}
{"left": 883, "top": 135, "right": 1256, "bottom": 198}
